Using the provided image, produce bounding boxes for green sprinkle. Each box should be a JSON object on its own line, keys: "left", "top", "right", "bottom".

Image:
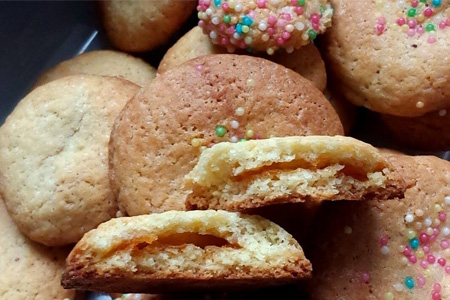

{"left": 239, "top": 138, "right": 247, "bottom": 142}
{"left": 223, "top": 14, "right": 231, "bottom": 23}
{"left": 308, "top": 29, "right": 317, "bottom": 40}
{"left": 320, "top": 6, "right": 325, "bottom": 14}
{"left": 215, "top": 125, "right": 227, "bottom": 137}
{"left": 426, "top": 24, "right": 436, "bottom": 32}
{"left": 298, "top": 0, "right": 305, "bottom": 6}
{"left": 407, "top": 8, "right": 417, "bottom": 17}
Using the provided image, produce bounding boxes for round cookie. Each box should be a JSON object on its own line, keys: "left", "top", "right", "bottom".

{"left": 100, "top": 0, "right": 197, "bottom": 52}
{"left": 197, "top": 0, "right": 333, "bottom": 54}
{"left": 158, "top": 26, "right": 327, "bottom": 91}
{"left": 380, "top": 108, "right": 450, "bottom": 151}
{"left": 0, "top": 75, "right": 140, "bottom": 246}
{"left": 307, "top": 154, "right": 450, "bottom": 300}
{"left": 0, "top": 198, "right": 75, "bottom": 299}
{"left": 323, "top": 0, "right": 450, "bottom": 117}
{"left": 110, "top": 54, "right": 344, "bottom": 216}
{"left": 33, "top": 50, "right": 156, "bottom": 88}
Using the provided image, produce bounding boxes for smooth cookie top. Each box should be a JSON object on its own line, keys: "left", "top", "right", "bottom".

{"left": 324, "top": 0, "right": 450, "bottom": 117}
{"left": 110, "top": 54, "right": 344, "bottom": 216}
{"left": 198, "top": 0, "right": 333, "bottom": 54}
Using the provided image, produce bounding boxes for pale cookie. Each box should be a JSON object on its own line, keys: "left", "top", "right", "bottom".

{"left": 158, "top": 26, "right": 327, "bottom": 91}
{"left": 109, "top": 54, "right": 344, "bottom": 216}
{"left": 381, "top": 108, "right": 450, "bottom": 151}
{"left": 0, "top": 198, "right": 75, "bottom": 300}
{"left": 185, "top": 136, "right": 405, "bottom": 211}
{"left": 307, "top": 154, "right": 450, "bottom": 300}
{"left": 33, "top": 50, "right": 156, "bottom": 88}
{"left": 323, "top": 0, "right": 450, "bottom": 117}
{"left": 198, "top": 0, "right": 333, "bottom": 54}
{"left": 100, "top": 0, "right": 197, "bottom": 52}
{"left": 62, "top": 210, "right": 312, "bottom": 293}
{"left": 0, "top": 75, "right": 140, "bottom": 246}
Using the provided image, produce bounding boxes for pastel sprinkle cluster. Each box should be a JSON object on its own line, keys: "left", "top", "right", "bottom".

{"left": 375, "top": 0, "right": 449, "bottom": 44}
{"left": 197, "top": 0, "right": 333, "bottom": 54}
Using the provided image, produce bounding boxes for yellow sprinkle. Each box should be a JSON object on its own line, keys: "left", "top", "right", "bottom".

{"left": 443, "top": 249, "right": 450, "bottom": 257}
{"left": 246, "top": 78, "right": 255, "bottom": 87}
{"left": 434, "top": 218, "right": 441, "bottom": 226}
{"left": 416, "top": 101, "right": 424, "bottom": 108}
{"left": 425, "top": 269, "right": 433, "bottom": 278}
{"left": 435, "top": 204, "right": 442, "bottom": 211}
{"left": 246, "top": 130, "right": 254, "bottom": 138}
{"left": 417, "top": 249, "right": 425, "bottom": 258}
{"left": 385, "top": 292, "right": 394, "bottom": 300}
{"left": 427, "top": 227, "right": 434, "bottom": 235}
{"left": 267, "top": 48, "right": 275, "bottom": 55}
{"left": 191, "top": 138, "right": 201, "bottom": 147}
{"left": 235, "top": 107, "right": 245, "bottom": 116}
{"left": 415, "top": 209, "right": 424, "bottom": 217}
{"left": 242, "top": 25, "right": 250, "bottom": 33}
{"left": 398, "top": 245, "right": 405, "bottom": 253}
{"left": 401, "top": 257, "right": 409, "bottom": 265}
{"left": 402, "top": 24, "right": 410, "bottom": 32}
{"left": 397, "top": 11, "right": 404, "bottom": 18}
{"left": 417, "top": 14, "right": 425, "bottom": 22}
{"left": 200, "top": 146, "right": 207, "bottom": 152}
{"left": 228, "top": 0, "right": 235, "bottom": 8}
{"left": 406, "top": 229, "right": 416, "bottom": 239}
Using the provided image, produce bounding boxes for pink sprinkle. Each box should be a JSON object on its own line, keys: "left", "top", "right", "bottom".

{"left": 434, "top": 283, "right": 442, "bottom": 292}
{"left": 407, "top": 29, "right": 415, "bottom": 37}
{"left": 434, "top": 227, "right": 440, "bottom": 235}
{"left": 446, "top": 18, "right": 450, "bottom": 26}
{"left": 421, "top": 260, "right": 429, "bottom": 269}
{"left": 411, "top": 0, "right": 419, "bottom": 7}
{"left": 408, "top": 19, "right": 418, "bottom": 29}
{"left": 282, "top": 31, "right": 291, "bottom": 40}
{"left": 222, "top": 2, "right": 229, "bottom": 10}
{"left": 430, "top": 234, "right": 437, "bottom": 243}
{"left": 227, "top": 26, "right": 235, "bottom": 35}
{"left": 221, "top": 37, "right": 228, "bottom": 45}
{"left": 295, "top": 6, "right": 304, "bottom": 15}
{"left": 237, "top": 41, "right": 246, "bottom": 49}
{"left": 427, "top": 255, "right": 436, "bottom": 264}
{"left": 311, "top": 13, "right": 321, "bottom": 24}
{"left": 438, "top": 258, "right": 447, "bottom": 266}
{"left": 428, "top": 36, "right": 437, "bottom": 44}
{"left": 257, "top": 0, "right": 267, "bottom": 8}
{"left": 198, "top": 20, "right": 205, "bottom": 28}
{"left": 403, "top": 246, "right": 412, "bottom": 256}
{"left": 219, "top": 23, "right": 226, "bottom": 31}
{"left": 423, "top": 245, "right": 431, "bottom": 254}
{"left": 276, "top": 37, "right": 284, "bottom": 45}
{"left": 439, "top": 21, "right": 447, "bottom": 29}
{"left": 397, "top": 18, "right": 406, "bottom": 26}
{"left": 446, "top": 266, "right": 450, "bottom": 274}
{"left": 268, "top": 15, "right": 277, "bottom": 25}
{"left": 313, "top": 23, "right": 320, "bottom": 31}
{"left": 195, "top": 65, "right": 202, "bottom": 71}
{"left": 267, "top": 28, "right": 275, "bottom": 36}
{"left": 417, "top": 26, "right": 425, "bottom": 35}
{"left": 409, "top": 255, "right": 418, "bottom": 264}
{"left": 282, "top": 13, "right": 292, "bottom": 21}
{"left": 420, "top": 233, "right": 429, "bottom": 244}
{"left": 380, "top": 236, "right": 389, "bottom": 246}
{"left": 441, "top": 239, "right": 450, "bottom": 249}
{"left": 277, "top": 19, "right": 287, "bottom": 28}
{"left": 424, "top": 8, "right": 433, "bottom": 17}
{"left": 377, "top": 17, "right": 386, "bottom": 25}
{"left": 290, "top": 0, "right": 297, "bottom": 5}
{"left": 433, "top": 292, "right": 442, "bottom": 300}
{"left": 248, "top": 11, "right": 256, "bottom": 18}
{"left": 361, "top": 272, "right": 370, "bottom": 283}
{"left": 417, "top": 276, "right": 426, "bottom": 287}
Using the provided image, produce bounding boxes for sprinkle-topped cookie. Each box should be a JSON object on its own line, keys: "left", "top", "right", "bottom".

{"left": 197, "top": 0, "right": 333, "bottom": 54}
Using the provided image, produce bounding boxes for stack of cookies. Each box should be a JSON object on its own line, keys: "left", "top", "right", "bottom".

{"left": 0, "top": 1, "right": 449, "bottom": 300}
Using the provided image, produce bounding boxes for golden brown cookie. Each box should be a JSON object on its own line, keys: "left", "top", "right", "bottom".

{"left": 0, "top": 75, "right": 140, "bottom": 246}
{"left": 33, "top": 50, "right": 156, "bottom": 88}
{"left": 185, "top": 136, "right": 405, "bottom": 211}
{"left": 323, "top": 0, "right": 450, "bottom": 117}
{"left": 62, "top": 210, "right": 311, "bottom": 293}
{"left": 110, "top": 54, "right": 344, "bottom": 216}
{"left": 158, "top": 26, "right": 327, "bottom": 91}
{"left": 100, "top": 0, "right": 197, "bottom": 52}
{"left": 307, "top": 154, "right": 450, "bottom": 300}
{"left": 380, "top": 108, "right": 450, "bottom": 151}
{"left": 0, "top": 198, "right": 75, "bottom": 299}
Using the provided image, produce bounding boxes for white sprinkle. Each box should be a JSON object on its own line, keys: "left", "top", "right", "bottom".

{"left": 439, "top": 109, "right": 447, "bottom": 117}
{"left": 285, "top": 24, "right": 294, "bottom": 32}
{"left": 233, "top": 33, "right": 240, "bottom": 39}
{"left": 230, "top": 120, "right": 239, "bottom": 129}
{"left": 235, "top": 3, "right": 243, "bottom": 12}
{"left": 443, "top": 227, "right": 450, "bottom": 236}
{"left": 295, "top": 22, "right": 305, "bottom": 31}
{"left": 394, "top": 282, "right": 404, "bottom": 292}
{"left": 426, "top": 227, "right": 434, "bottom": 235}
{"left": 271, "top": 0, "right": 280, "bottom": 4}
{"left": 262, "top": 34, "right": 269, "bottom": 42}
{"left": 230, "top": 136, "right": 239, "bottom": 143}
{"left": 416, "top": 101, "right": 424, "bottom": 108}
{"left": 267, "top": 47, "right": 275, "bottom": 55}
{"left": 445, "top": 196, "right": 450, "bottom": 205}
{"left": 434, "top": 218, "right": 441, "bottom": 226}
{"left": 235, "top": 107, "right": 245, "bottom": 116}
{"left": 246, "top": 78, "right": 255, "bottom": 86}
{"left": 425, "top": 218, "right": 432, "bottom": 227}
{"left": 381, "top": 246, "right": 390, "bottom": 255}
{"left": 286, "top": 46, "right": 294, "bottom": 53}
{"left": 244, "top": 36, "right": 252, "bottom": 45}
{"left": 258, "top": 22, "right": 268, "bottom": 31}
{"left": 415, "top": 222, "right": 423, "bottom": 230}
{"left": 205, "top": 8, "right": 212, "bottom": 15}
{"left": 401, "top": 257, "right": 409, "bottom": 265}
{"left": 405, "top": 214, "right": 414, "bottom": 223}
{"left": 212, "top": 16, "right": 220, "bottom": 25}
{"left": 209, "top": 31, "right": 217, "bottom": 39}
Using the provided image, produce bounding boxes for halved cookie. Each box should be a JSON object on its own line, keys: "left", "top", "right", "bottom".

{"left": 62, "top": 210, "right": 311, "bottom": 293}
{"left": 185, "top": 136, "right": 405, "bottom": 211}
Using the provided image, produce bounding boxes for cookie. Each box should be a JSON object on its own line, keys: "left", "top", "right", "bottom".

{"left": 110, "top": 54, "right": 344, "bottom": 216}
{"left": 0, "top": 75, "right": 140, "bottom": 246}
{"left": 307, "top": 154, "right": 450, "bottom": 300}
{"left": 62, "top": 210, "right": 311, "bottom": 293}
{"left": 185, "top": 136, "right": 405, "bottom": 211}
{"left": 0, "top": 198, "right": 75, "bottom": 299}
{"left": 380, "top": 108, "right": 450, "bottom": 151}
{"left": 100, "top": 0, "right": 197, "bottom": 52}
{"left": 197, "top": 0, "right": 333, "bottom": 54}
{"left": 157, "top": 26, "right": 327, "bottom": 91}
{"left": 33, "top": 50, "right": 156, "bottom": 88}
{"left": 323, "top": 0, "right": 450, "bottom": 117}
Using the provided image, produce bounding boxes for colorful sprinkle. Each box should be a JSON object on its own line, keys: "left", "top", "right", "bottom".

{"left": 405, "top": 276, "right": 415, "bottom": 289}
{"left": 215, "top": 125, "right": 227, "bottom": 137}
